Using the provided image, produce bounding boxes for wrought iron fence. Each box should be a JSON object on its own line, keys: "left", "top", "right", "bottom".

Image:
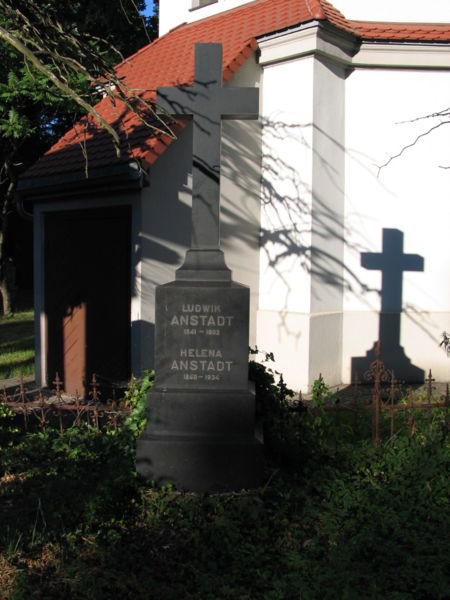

{"left": 1, "top": 372, "right": 132, "bottom": 435}
{"left": 1, "top": 342, "right": 449, "bottom": 445}
{"left": 308, "top": 342, "right": 449, "bottom": 447}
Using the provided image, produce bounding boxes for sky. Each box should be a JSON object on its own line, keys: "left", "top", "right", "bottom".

{"left": 142, "top": 1, "right": 155, "bottom": 17}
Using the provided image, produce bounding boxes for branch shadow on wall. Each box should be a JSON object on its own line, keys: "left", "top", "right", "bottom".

{"left": 221, "top": 116, "right": 381, "bottom": 345}
{"left": 36, "top": 102, "right": 430, "bottom": 388}
{"left": 220, "top": 116, "right": 428, "bottom": 384}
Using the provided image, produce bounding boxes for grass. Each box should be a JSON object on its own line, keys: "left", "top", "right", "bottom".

{"left": 0, "top": 311, "right": 34, "bottom": 380}
{"left": 0, "top": 370, "right": 448, "bottom": 599}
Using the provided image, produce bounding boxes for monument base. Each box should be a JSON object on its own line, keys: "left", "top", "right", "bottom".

{"left": 137, "top": 433, "right": 264, "bottom": 492}
{"left": 176, "top": 248, "right": 231, "bottom": 281}
{"left": 136, "top": 388, "right": 264, "bottom": 492}
{"left": 351, "top": 342, "right": 424, "bottom": 383}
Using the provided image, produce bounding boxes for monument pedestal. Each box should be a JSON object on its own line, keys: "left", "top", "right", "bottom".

{"left": 137, "top": 389, "right": 263, "bottom": 491}
{"left": 136, "top": 279, "right": 264, "bottom": 491}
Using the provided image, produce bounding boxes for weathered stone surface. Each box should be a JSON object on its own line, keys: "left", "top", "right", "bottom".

{"left": 136, "top": 280, "right": 264, "bottom": 491}
{"left": 143, "top": 389, "right": 256, "bottom": 437}
{"left": 136, "top": 42, "right": 263, "bottom": 491}
{"left": 137, "top": 429, "right": 263, "bottom": 492}
{"left": 157, "top": 43, "right": 258, "bottom": 255}
{"left": 154, "top": 281, "right": 250, "bottom": 391}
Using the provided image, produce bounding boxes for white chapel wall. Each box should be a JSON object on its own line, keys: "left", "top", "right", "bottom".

{"left": 159, "top": 0, "right": 188, "bottom": 36}
{"left": 159, "top": 0, "right": 253, "bottom": 37}
{"left": 255, "top": 21, "right": 450, "bottom": 390}
{"left": 159, "top": 0, "right": 450, "bottom": 38}
{"left": 343, "top": 67, "right": 450, "bottom": 383}
{"left": 156, "top": 0, "right": 450, "bottom": 390}
{"left": 256, "top": 55, "right": 315, "bottom": 390}
{"left": 308, "top": 57, "right": 346, "bottom": 388}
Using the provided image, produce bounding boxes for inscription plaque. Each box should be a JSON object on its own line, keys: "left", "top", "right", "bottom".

{"left": 155, "top": 283, "right": 249, "bottom": 390}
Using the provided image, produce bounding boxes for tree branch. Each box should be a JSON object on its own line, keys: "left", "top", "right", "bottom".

{"left": 377, "top": 120, "right": 450, "bottom": 175}
{"left": 0, "top": 24, "right": 122, "bottom": 156}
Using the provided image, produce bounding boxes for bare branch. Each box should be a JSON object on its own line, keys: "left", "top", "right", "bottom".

{"left": 127, "top": 0, "right": 152, "bottom": 43}
{"left": 395, "top": 106, "right": 450, "bottom": 125}
{"left": 377, "top": 120, "right": 450, "bottom": 175}
{"left": 0, "top": 0, "right": 176, "bottom": 152}
{"left": 118, "top": 0, "right": 134, "bottom": 25}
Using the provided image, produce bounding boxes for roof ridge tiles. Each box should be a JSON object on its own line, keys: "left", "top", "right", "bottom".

{"left": 168, "top": 0, "right": 272, "bottom": 33}
{"left": 113, "top": 34, "right": 162, "bottom": 71}
{"left": 166, "top": 21, "right": 189, "bottom": 34}
{"left": 223, "top": 38, "right": 259, "bottom": 83}
{"left": 305, "top": 0, "right": 325, "bottom": 20}
{"left": 350, "top": 19, "right": 450, "bottom": 28}
{"left": 350, "top": 18, "right": 450, "bottom": 42}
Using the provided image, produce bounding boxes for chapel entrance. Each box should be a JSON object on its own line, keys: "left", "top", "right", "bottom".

{"left": 44, "top": 206, "right": 131, "bottom": 397}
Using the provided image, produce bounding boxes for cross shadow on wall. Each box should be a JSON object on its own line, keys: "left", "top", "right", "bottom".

{"left": 351, "top": 228, "right": 425, "bottom": 383}
{"left": 222, "top": 116, "right": 385, "bottom": 352}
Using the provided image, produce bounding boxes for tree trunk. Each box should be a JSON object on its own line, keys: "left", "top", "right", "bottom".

{"left": 0, "top": 178, "right": 15, "bottom": 316}
{"left": 0, "top": 277, "right": 12, "bottom": 315}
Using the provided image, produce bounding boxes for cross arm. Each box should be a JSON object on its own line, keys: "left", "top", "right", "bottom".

{"left": 218, "top": 87, "right": 259, "bottom": 120}
{"left": 157, "top": 86, "right": 196, "bottom": 118}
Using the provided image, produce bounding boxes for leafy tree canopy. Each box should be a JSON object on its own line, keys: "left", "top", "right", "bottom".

{"left": 0, "top": 0, "right": 159, "bottom": 313}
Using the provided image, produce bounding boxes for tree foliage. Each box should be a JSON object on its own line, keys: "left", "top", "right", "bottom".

{"left": 0, "top": 365, "right": 448, "bottom": 598}
{"left": 0, "top": 0, "right": 160, "bottom": 314}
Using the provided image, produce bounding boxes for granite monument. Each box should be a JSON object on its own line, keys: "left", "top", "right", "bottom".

{"left": 136, "top": 43, "right": 264, "bottom": 491}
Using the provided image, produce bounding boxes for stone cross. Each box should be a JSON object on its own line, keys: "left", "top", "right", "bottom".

{"left": 157, "top": 43, "right": 259, "bottom": 265}
{"left": 137, "top": 43, "right": 264, "bottom": 491}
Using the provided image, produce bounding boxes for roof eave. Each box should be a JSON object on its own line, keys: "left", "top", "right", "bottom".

{"left": 16, "top": 160, "right": 148, "bottom": 212}
{"left": 257, "top": 20, "right": 359, "bottom": 68}
{"left": 354, "top": 39, "right": 450, "bottom": 68}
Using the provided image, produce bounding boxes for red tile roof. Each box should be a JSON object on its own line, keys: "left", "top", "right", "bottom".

{"left": 23, "top": 0, "right": 450, "bottom": 182}
{"left": 351, "top": 21, "right": 450, "bottom": 42}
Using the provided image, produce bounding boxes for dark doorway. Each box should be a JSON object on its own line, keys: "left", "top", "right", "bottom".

{"left": 44, "top": 206, "right": 131, "bottom": 396}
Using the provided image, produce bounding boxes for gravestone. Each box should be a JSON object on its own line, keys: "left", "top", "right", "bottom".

{"left": 136, "top": 43, "right": 264, "bottom": 491}
{"left": 351, "top": 228, "right": 424, "bottom": 382}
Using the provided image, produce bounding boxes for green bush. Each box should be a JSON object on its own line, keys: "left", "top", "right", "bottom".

{"left": 121, "top": 370, "right": 154, "bottom": 437}
{"left": 249, "top": 348, "right": 306, "bottom": 464}
{"left": 0, "top": 362, "right": 448, "bottom": 599}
